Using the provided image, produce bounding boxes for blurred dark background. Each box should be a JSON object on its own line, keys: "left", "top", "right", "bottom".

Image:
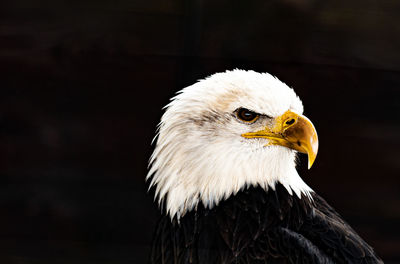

{"left": 1, "top": 0, "right": 400, "bottom": 263}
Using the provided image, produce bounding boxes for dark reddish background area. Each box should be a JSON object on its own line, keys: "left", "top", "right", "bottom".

{"left": 1, "top": 0, "right": 400, "bottom": 263}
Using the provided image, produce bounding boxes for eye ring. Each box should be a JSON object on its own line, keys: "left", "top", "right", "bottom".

{"left": 236, "top": 108, "right": 260, "bottom": 123}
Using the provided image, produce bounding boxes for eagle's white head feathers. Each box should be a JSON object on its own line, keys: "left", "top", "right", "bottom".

{"left": 147, "top": 70, "right": 316, "bottom": 219}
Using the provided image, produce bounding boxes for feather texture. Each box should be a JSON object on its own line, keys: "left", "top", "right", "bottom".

{"left": 149, "top": 184, "right": 383, "bottom": 264}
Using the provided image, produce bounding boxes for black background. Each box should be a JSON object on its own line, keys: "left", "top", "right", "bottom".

{"left": 1, "top": 0, "right": 400, "bottom": 263}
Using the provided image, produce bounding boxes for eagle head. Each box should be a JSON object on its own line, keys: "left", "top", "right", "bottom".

{"left": 147, "top": 70, "right": 318, "bottom": 219}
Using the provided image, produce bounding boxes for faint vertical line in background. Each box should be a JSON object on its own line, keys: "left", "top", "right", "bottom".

{"left": 177, "top": 0, "right": 204, "bottom": 87}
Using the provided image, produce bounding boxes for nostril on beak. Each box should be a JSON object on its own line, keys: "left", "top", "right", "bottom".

{"left": 285, "top": 118, "right": 295, "bottom": 126}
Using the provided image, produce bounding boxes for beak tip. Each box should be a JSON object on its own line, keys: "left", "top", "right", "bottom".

{"left": 307, "top": 153, "right": 317, "bottom": 170}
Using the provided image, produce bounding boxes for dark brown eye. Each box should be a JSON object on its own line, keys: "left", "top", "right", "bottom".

{"left": 236, "top": 108, "right": 260, "bottom": 123}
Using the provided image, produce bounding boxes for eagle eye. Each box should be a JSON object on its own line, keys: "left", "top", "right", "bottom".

{"left": 236, "top": 108, "right": 260, "bottom": 123}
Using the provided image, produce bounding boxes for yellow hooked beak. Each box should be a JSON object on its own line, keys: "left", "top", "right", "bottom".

{"left": 241, "top": 110, "right": 319, "bottom": 169}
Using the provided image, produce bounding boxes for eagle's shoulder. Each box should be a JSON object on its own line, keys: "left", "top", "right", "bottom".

{"left": 149, "top": 185, "right": 383, "bottom": 264}
{"left": 301, "top": 193, "right": 383, "bottom": 263}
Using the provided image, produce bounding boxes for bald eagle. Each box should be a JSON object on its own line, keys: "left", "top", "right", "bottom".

{"left": 146, "top": 70, "right": 382, "bottom": 263}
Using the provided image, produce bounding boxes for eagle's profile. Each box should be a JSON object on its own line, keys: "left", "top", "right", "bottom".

{"left": 146, "top": 70, "right": 382, "bottom": 263}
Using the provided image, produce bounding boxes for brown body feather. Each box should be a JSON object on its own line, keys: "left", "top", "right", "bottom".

{"left": 149, "top": 184, "right": 382, "bottom": 264}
